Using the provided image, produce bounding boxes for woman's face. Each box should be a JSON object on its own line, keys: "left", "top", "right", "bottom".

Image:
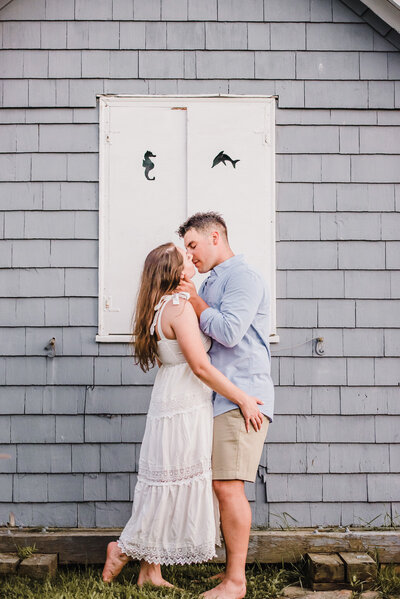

{"left": 176, "top": 246, "right": 195, "bottom": 279}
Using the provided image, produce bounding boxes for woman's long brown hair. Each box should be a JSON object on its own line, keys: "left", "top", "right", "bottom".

{"left": 131, "top": 242, "right": 184, "bottom": 372}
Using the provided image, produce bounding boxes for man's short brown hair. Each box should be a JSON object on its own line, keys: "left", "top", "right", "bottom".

{"left": 177, "top": 211, "right": 228, "bottom": 241}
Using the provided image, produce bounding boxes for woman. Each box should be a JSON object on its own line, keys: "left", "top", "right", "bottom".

{"left": 102, "top": 242, "right": 263, "bottom": 588}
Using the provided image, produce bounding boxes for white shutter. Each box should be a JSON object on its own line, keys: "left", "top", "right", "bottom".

{"left": 97, "top": 96, "right": 277, "bottom": 342}
{"left": 187, "top": 99, "right": 276, "bottom": 335}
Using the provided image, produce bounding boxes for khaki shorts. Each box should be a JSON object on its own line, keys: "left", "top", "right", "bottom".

{"left": 212, "top": 408, "right": 270, "bottom": 483}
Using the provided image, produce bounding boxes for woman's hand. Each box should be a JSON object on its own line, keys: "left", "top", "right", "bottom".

{"left": 176, "top": 273, "right": 197, "bottom": 299}
{"left": 239, "top": 395, "right": 264, "bottom": 432}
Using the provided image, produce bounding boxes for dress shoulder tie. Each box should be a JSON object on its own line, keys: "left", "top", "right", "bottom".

{"left": 150, "top": 292, "right": 191, "bottom": 335}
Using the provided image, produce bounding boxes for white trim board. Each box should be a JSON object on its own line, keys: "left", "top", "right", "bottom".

{"left": 97, "top": 95, "right": 278, "bottom": 344}
{"left": 362, "top": 0, "right": 400, "bottom": 32}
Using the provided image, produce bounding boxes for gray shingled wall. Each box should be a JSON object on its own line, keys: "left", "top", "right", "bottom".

{"left": 0, "top": 0, "right": 399, "bottom": 529}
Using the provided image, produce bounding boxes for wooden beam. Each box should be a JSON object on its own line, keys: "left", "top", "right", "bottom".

{"left": 0, "top": 528, "right": 399, "bottom": 565}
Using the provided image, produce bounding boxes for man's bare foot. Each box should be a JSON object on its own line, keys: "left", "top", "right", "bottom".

{"left": 102, "top": 541, "right": 130, "bottom": 583}
{"left": 201, "top": 579, "right": 246, "bottom": 599}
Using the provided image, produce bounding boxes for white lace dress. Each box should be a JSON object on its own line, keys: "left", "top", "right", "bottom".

{"left": 117, "top": 291, "right": 220, "bottom": 565}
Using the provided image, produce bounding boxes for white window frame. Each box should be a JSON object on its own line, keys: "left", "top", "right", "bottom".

{"left": 96, "top": 95, "right": 279, "bottom": 344}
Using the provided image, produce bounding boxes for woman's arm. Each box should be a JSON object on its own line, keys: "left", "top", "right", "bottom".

{"left": 170, "top": 300, "right": 264, "bottom": 432}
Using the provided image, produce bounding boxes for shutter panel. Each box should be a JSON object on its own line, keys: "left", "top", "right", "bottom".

{"left": 98, "top": 96, "right": 276, "bottom": 342}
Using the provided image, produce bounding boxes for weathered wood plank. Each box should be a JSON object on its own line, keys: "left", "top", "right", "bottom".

{"left": 18, "top": 554, "right": 58, "bottom": 579}
{"left": 0, "top": 553, "right": 20, "bottom": 575}
{"left": 0, "top": 528, "right": 399, "bottom": 565}
{"left": 306, "top": 552, "right": 345, "bottom": 583}
{"left": 339, "top": 552, "right": 377, "bottom": 590}
{"left": 305, "top": 551, "right": 350, "bottom": 590}
{"left": 245, "top": 530, "right": 400, "bottom": 565}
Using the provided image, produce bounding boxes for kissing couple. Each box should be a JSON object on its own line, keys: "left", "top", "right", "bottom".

{"left": 102, "top": 211, "right": 274, "bottom": 599}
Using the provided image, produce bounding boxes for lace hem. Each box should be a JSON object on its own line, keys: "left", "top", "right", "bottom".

{"left": 116, "top": 538, "right": 217, "bottom": 565}
{"left": 138, "top": 460, "right": 212, "bottom": 484}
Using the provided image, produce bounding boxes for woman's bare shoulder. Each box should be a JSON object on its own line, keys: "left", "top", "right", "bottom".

{"left": 163, "top": 296, "right": 195, "bottom": 319}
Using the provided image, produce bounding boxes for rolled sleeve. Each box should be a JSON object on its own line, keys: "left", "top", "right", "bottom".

{"left": 199, "top": 270, "right": 263, "bottom": 348}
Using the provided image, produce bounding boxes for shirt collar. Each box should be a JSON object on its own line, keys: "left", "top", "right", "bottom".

{"left": 211, "top": 254, "right": 245, "bottom": 277}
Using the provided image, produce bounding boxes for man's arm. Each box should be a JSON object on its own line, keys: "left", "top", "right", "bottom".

{"left": 199, "top": 270, "right": 263, "bottom": 348}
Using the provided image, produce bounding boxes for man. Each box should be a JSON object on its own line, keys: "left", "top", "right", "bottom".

{"left": 177, "top": 212, "right": 274, "bottom": 599}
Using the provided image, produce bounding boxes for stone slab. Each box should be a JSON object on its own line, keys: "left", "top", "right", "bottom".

{"left": 281, "top": 588, "right": 352, "bottom": 599}
{"left": 311, "top": 582, "right": 351, "bottom": 591}
{"left": 281, "top": 589, "right": 380, "bottom": 599}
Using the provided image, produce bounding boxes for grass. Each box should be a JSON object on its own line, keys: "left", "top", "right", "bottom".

{"left": 374, "top": 564, "right": 400, "bottom": 598}
{"left": 0, "top": 560, "right": 307, "bottom": 599}
{"left": 15, "top": 544, "right": 38, "bottom": 561}
{"left": 1, "top": 544, "right": 399, "bottom": 599}
{"left": 349, "top": 565, "right": 400, "bottom": 599}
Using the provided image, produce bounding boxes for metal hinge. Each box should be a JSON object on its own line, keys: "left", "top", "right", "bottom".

{"left": 105, "top": 296, "right": 120, "bottom": 312}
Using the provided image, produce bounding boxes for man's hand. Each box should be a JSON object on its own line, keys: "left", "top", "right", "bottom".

{"left": 176, "top": 273, "right": 198, "bottom": 299}
{"left": 239, "top": 395, "right": 264, "bottom": 433}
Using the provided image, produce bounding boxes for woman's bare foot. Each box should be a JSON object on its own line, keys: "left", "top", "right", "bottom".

{"left": 137, "top": 561, "right": 175, "bottom": 588}
{"left": 102, "top": 541, "right": 130, "bottom": 583}
{"left": 201, "top": 578, "right": 246, "bottom": 599}
{"left": 138, "top": 576, "right": 175, "bottom": 588}
{"left": 207, "top": 571, "right": 225, "bottom": 582}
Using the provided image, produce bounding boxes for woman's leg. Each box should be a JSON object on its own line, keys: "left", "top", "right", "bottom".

{"left": 102, "top": 544, "right": 175, "bottom": 587}
{"left": 137, "top": 560, "right": 174, "bottom": 587}
{"left": 102, "top": 541, "right": 130, "bottom": 582}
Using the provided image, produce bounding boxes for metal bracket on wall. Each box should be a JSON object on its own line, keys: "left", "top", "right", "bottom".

{"left": 44, "top": 337, "right": 56, "bottom": 358}
{"left": 314, "top": 337, "right": 325, "bottom": 356}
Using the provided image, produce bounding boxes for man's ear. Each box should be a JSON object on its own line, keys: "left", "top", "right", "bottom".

{"left": 211, "top": 230, "right": 219, "bottom": 245}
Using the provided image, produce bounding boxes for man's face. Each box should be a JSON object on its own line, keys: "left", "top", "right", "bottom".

{"left": 183, "top": 228, "right": 216, "bottom": 274}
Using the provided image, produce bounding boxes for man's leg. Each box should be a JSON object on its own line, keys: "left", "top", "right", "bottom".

{"left": 202, "top": 480, "right": 249, "bottom": 598}
{"left": 220, "top": 479, "right": 250, "bottom": 579}
{"left": 202, "top": 409, "right": 269, "bottom": 598}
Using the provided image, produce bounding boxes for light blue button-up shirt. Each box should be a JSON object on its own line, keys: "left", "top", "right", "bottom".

{"left": 198, "top": 254, "right": 274, "bottom": 423}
